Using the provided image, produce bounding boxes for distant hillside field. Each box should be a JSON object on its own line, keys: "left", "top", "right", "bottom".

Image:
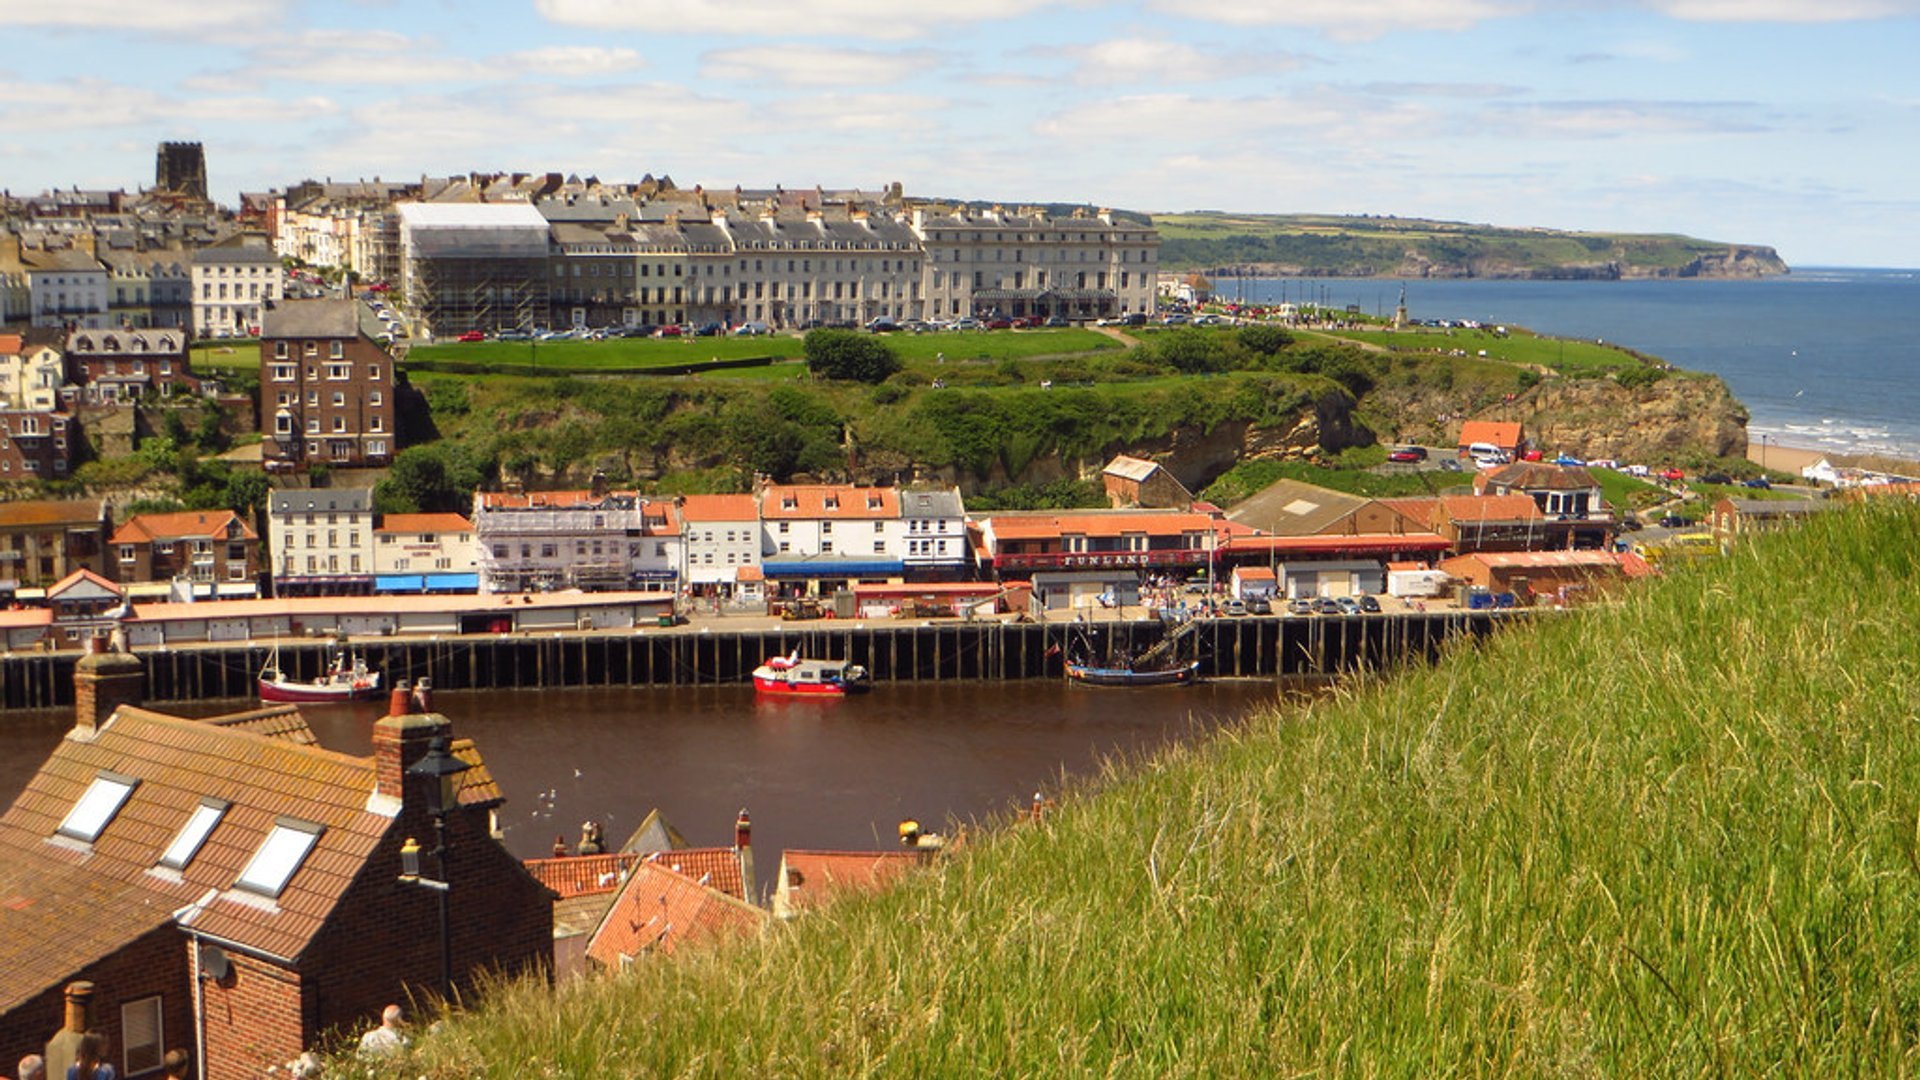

{"left": 1154, "top": 212, "right": 1788, "bottom": 280}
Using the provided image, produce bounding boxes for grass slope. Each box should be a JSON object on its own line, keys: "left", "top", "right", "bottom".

{"left": 381, "top": 503, "right": 1920, "bottom": 1078}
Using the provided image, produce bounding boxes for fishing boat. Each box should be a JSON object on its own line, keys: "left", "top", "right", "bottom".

{"left": 751, "top": 650, "right": 871, "bottom": 696}
{"left": 258, "top": 640, "right": 382, "bottom": 703}
{"left": 1064, "top": 659, "right": 1202, "bottom": 688}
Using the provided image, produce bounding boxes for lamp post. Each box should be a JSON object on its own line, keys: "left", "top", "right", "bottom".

{"left": 398, "top": 735, "right": 470, "bottom": 998}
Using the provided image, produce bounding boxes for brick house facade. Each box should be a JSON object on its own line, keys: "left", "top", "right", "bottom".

{"left": 110, "top": 510, "right": 260, "bottom": 589}
{"left": 0, "top": 409, "right": 72, "bottom": 480}
{"left": 0, "top": 660, "right": 554, "bottom": 1080}
{"left": 0, "top": 499, "right": 108, "bottom": 591}
{"left": 259, "top": 300, "right": 397, "bottom": 471}
{"left": 61, "top": 328, "right": 202, "bottom": 405}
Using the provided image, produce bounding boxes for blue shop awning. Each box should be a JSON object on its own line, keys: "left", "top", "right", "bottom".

{"left": 375, "top": 574, "right": 426, "bottom": 593}
{"left": 762, "top": 559, "right": 905, "bottom": 578}
{"left": 424, "top": 573, "right": 479, "bottom": 591}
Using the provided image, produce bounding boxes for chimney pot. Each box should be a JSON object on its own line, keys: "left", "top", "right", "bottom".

{"left": 62, "top": 981, "right": 93, "bottom": 1033}
{"left": 388, "top": 682, "right": 412, "bottom": 718}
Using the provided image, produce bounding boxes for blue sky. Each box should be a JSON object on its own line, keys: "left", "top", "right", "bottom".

{"left": 1, "top": 0, "right": 1915, "bottom": 267}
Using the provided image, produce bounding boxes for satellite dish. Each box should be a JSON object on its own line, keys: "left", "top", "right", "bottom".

{"left": 198, "top": 943, "right": 231, "bottom": 981}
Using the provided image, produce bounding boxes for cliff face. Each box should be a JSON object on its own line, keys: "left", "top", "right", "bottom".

{"left": 1493, "top": 375, "right": 1748, "bottom": 461}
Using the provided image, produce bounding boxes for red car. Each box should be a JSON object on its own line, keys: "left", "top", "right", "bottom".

{"left": 1387, "top": 448, "right": 1425, "bottom": 463}
{"left": 654, "top": 325, "right": 682, "bottom": 338}
{"left": 1660, "top": 467, "right": 1686, "bottom": 482}
{"left": 984, "top": 318, "right": 1013, "bottom": 330}
{"left": 456, "top": 330, "right": 485, "bottom": 343}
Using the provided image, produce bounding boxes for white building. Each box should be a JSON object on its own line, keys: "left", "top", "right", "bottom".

{"left": 473, "top": 489, "right": 683, "bottom": 593}
{"left": 267, "top": 487, "right": 378, "bottom": 596}
{"left": 373, "top": 512, "right": 479, "bottom": 593}
{"left": 758, "top": 483, "right": 975, "bottom": 595}
{"left": 676, "top": 494, "right": 761, "bottom": 596}
{"left": 22, "top": 247, "right": 109, "bottom": 329}
{"left": 191, "top": 236, "right": 283, "bottom": 338}
{"left": 912, "top": 206, "right": 1159, "bottom": 323}
{"left": 897, "top": 487, "right": 969, "bottom": 577}
{"left": 0, "top": 335, "right": 66, "bottom": 411}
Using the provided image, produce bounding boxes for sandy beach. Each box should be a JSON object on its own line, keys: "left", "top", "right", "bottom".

{"left": 1748, "top": 441, "right": 1920, "bottom": 478}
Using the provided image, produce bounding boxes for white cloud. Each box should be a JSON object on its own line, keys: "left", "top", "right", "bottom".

{"left": 1483, "top": 100, "right": 1769, "bottom": 138}
{"left": 1060, "top": 38, "right": 1296, "bottom": 84}
{"left": 534, "top": 0, "right": 1073, "bottom": 39}
{"left": 1152, "top": 0, "right": 1529, "bottom": 40}
{"left": 763, "top": 92, "right": 951, "bottom": 131}
{"left": 701, "top": 45, "right": 934, "bottom": 87}
{"left": 1648, "top": 0, "right": 1920, "bottom": 20}
{"left": 507, "top": 46, "right": 646, "bottom": 76}
{"left": 0, "top": 0, "right": 286, "bottom": 30}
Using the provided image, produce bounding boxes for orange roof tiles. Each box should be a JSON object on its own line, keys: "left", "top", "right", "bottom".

{"left": 1436, "top": 495, "right": 1544, "bottom": 523}
{"left": 760, "top": 484, "right": 898, "bottom": 520}
{"left": 1459, "top": 420, "right": 1523, "bottom": 448}
{"left": 522, "top": 853, "right": 640, "bottom": 899}
{"left": 676, "top": 494, "right": 758, "bottom": 521}
{"left": 777, "top": 849, "right": 930, "bottom": 915}
{"left": 0, "top": 499, "right": 104, "bottom": 530}
{"left": 376, "top": 513, "right": 472, "bottom": 534}
{"left": 111, "top": 509, "right": 256, "bottom": 545}
{"left": 639, "top": 847, "right": 745, "bottom": 899}
{"left": 585, "top": 861, "right": 766, "bottom": 966}
{"left": 0, "top": 334, "right": 22, "bottom": 355}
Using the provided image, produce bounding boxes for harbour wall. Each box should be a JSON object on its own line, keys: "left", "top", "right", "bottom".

{"left": 0, "top": 611, "right": 1512, "bottom": 709}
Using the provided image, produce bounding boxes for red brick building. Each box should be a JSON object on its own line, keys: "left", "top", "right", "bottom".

{"left": 61, "top": 328, "right": 202, "bottom": 405}
{"left": 259, "top": 299, "right": 397, "bottom": 471}
{"left": 0, "top": 660, "right": 553, "bottom": 1079}
{"left": 0, "top": 409, "right": 72, "bottom": 480}
{"left": 0, "top": 498, "right": 108, "bottom": 592}
{"left": 109, "top": 510, "right": 260, "bottom": 592}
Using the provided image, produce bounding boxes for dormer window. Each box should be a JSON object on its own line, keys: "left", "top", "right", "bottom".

{"left": 234, "top": 818, "right": 324, "bottom": 898}
{"left": 824, "top": 495, "right": 839, "bottom": 510}
{"left": 159, "top": 798, "right": 228, "bottom": 870}
{"left": 57, "top": 772, "right": 138, "bottom": 843}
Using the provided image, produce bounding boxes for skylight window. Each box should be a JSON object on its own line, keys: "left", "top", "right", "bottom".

{"left": 159, "top": 799, "right": 228, "bottom": 871}
{"left": 234, "top": 819, "right": 324, "bottom": 898}
{"left": 56, "top": 772, "right": 138, "bottom": 843}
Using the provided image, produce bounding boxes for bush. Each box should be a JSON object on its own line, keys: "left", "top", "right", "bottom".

{"left": 804, "top": 329, "right": 902, "bottom": 383}
{"left": 1615, "top": 365, "right": 1667, "bottom": 390}
{"left": 1151, "top": 329, "right": 1231, "bottom": 375}
{"left": 1237, "top": 324, "right": 1295, "bottom": 357}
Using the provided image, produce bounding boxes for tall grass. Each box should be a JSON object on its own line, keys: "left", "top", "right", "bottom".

{"left": 376, "top": 504, "right": 1920, "bottom": 1077}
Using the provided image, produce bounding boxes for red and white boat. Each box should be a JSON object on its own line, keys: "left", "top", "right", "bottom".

{"left": 258, "top": 641, "right": 382, "bottom": 703}
{"left": 751, "top": 650, "right": 870, "bottom": 696}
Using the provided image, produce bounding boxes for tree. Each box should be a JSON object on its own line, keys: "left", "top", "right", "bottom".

{"left": 374, "top": 443, "right": 488, "bottom": 515}
{"left": 804, "top": 329, "right": 901, "bottom": 383}
{"left": 1151, "top": 329, "right": 1230, "bottom": 375}
{"left": 1236, "top": 324, "right": 1294, "bottom": 357}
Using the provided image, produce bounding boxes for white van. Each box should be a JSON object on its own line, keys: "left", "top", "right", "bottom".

{"left": 1468, "top": 441, "right": 1509, "bottom": 467}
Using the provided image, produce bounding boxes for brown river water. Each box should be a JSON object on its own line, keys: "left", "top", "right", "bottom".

{"left": 0, "top": 681, "right": 1285, "bottom": 869}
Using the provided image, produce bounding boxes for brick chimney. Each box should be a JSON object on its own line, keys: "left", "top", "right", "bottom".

{"left": 43, "top": 981, "right": 92, "bottom": 1080}
{"left": 73, "top": 635, "right": 143, "bottom": 738}
{"left": 371, "top": 681, "right": 450, "bottom": 805}
{"left": 734, "top": 808, "right": 755, "bottom": 903}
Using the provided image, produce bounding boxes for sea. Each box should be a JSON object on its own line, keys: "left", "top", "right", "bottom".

{"left": 1234, "top": 268, "right": 1920, "bottom": 462}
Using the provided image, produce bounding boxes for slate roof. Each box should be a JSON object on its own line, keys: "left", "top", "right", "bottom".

{"left": 1479, "top": 462, "right": 1600, "bottom": 492}
{"left": 898, "top": 488, "right": 965, "bottom": 520}
{"left": 260, "top": 299, "right": 384, "bottom": 343}
{"left": 585, "top": 861, "right": 765, "bottom": 966}
{"left": 269, "top": 487, "right": 374, "bottom": 515}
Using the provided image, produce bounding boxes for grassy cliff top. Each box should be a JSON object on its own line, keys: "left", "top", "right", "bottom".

{"left": 1155, "top": 212, "right": 1788, "bottom": 278}
{"left": 375, "top": 501, "right": 1920, "bottom": 1077}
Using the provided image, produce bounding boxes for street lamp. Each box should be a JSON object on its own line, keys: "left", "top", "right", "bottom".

{"left": 399, "top": 735, "right": 470, "bottom": 998}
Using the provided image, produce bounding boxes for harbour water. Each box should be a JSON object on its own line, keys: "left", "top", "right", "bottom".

{"left": 0, "top": 681, "right": 1284, "bottom": 869}
{"left": 1239, "top": 268, "right": 1920, "bottom": 461}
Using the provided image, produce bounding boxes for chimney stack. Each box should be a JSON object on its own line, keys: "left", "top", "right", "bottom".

{"left": 43, "top": 981, "right": 93, "bottom": 1080}
{"left": 73, "top": 636, "right": 143, "bottom": 738}
{"left": 734, "top": 808, "right": 755, "bottom": 903}
{"left": 371, "top": 680, "right": 450, "bottom": 806}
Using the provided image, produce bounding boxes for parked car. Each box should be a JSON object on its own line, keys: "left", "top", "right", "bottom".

{"left": 797, "top": 319, "right": 825, "bottom": 330}
{"left": 1439, "top": 458, "right": 1463, "bottom": 472}
{"left": 1336, "top": 596, "right": 1361, "bottom": 615}
{"left": 1224, "top": 599, "right": 1248, "bottom": 617}
{"left": 1699, "top": 471, "right": 1733, "bottom": 485}
{"left": 1660, "top": 467, "right": 1686, "bottom": 482}
{"left": 1043, "top": 315, "right": 1070, "bottom": 327}
{"left": 497, "top": 330, "right": 532, "bottom": 341}
{"left": 1359, "top": 595, "right": 1382, "bottom": 614}
{"left": 654, "top": 325, "right": 683, "bottom": 338}
{"left": 456, "top": 330, "right": 485, "bottom": 343}
{"left": 1744, "top": 477, "right": 1773, "bottom": 489}
{"left": 1388, "top": 447, "right": 1426, "bottom": 463}
{"left": 1121, "top": 313, "right": 1147, "bottom": 326}
{"left": 951, "top": 317, "right": 982, "bottom": 331}
{"left": 983, "top": 317, "right": 1013, "bottom": 330}
{"left": 734, "top": 321, "right": 770, "bottom": 336}
{"left": 1553, "top": 454, "right": 1585, "bottom": 466}
{"left": 1247, "top": 596, "right": 1272, "bottom": 615}
{"left": 1623, "top": 464, "right": 1650, "bottom": 477}
{"left": 693, "top": 322, "right": 723, "bottom": 337}
{"left": 1659, "top": 514, "right": 1695, "bottom": 529}
{"left": 1288, "top": 598, "right": 1312, "bottom": 616}
{"left": 1588, "top": 458, "right": 1619, "bottom": 470}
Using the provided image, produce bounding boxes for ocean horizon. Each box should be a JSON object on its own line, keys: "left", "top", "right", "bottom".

{"left": 1232, "top": 268, "right": 1920, "bottom": 463}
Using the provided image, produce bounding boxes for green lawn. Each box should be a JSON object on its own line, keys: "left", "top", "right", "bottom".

{"left": 408, "top": 335, "right": 804, "bottom": 369}
{"left": 888, "top": 328, "right": 1121, "bottom": 365}
{"left": 190, "top": 342, "right": 261, "bottom": 372}
{"left": 1324, "top": 326, "right": 1642, "bottom": 377}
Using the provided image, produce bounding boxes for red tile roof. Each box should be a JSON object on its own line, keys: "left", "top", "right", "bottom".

{"left": 760, "top": 484, "right": 897, "bottom": 520}
{"left": 638, "top": 847, "right": 745, "bottom": 899}
{"left": 0, "top": 334, "right": 22, "bottom": 355}
{"left": 46, "top": 567, "right": 122, "bottom": 599}
{"left": 585, "top": 861, "right": 765, "bottom": 966}
{"left": 1459, "top": 420, "right": 1523, "bottom": 449}
{"left": 0, "top": 499, "right": 104, "bottom": 530}
{"left": 776, "top": 849, "right": 931, "bottom": 915}
{"left": 522, "top": 853, "right": 640, "bottom": 899}
{"left": 375, "top": 513, "right": 472, "bottom": 534}
{"left": 0, "top": 703, "right": 506, "bottom": 999}
{"left": 111, "top": 509, "right": 256, "bottom": 545}
{"left": 1436, "top": 495, "right": 1544, "bottom": 524}
{"left": 675, "top": 494, "right": 758, "bottom": 522}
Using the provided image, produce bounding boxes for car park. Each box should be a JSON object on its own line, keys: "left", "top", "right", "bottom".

{"left": 1336, "top": 596, "right": 1361, "bottom": 615}
{"left": 1312, "top": 597, "right": 1340, "bottom": 615}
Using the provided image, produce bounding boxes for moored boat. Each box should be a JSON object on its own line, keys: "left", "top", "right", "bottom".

{"left": 1064, "top": 659, "right": 1201, "bottom": 688}
{"left": 751, "top": 651, "right": 871, "bottom": 696}
{"left": 259, "top": 640, "right": 382, "bottom": 703}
